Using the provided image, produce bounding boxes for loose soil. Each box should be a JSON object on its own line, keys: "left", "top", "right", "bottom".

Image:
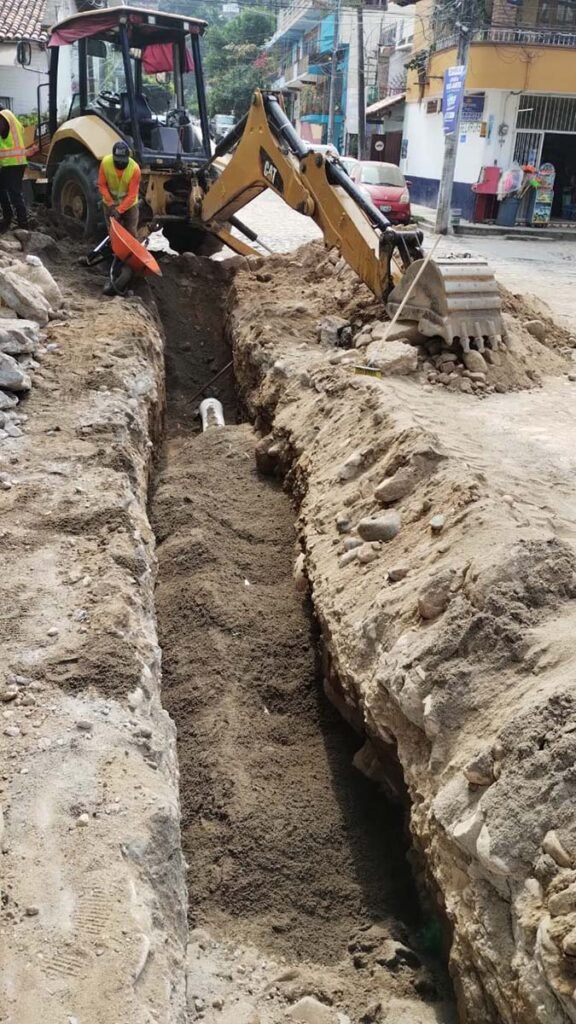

{"left": 150, "top": 259, "right": 451, "bottom": 1020}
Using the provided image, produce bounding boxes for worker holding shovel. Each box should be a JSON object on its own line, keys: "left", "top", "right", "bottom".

{"left": 98, "top": 141, "right": 141, "bottom": 237}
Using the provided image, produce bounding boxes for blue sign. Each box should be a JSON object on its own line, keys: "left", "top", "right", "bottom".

{"left": 442, "top": 65, "right": 466, "bottom": 135}
{"left": 461, "top": 93, "right": 485, "bottom": 124}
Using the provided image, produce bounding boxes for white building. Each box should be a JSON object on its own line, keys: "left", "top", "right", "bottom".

{"left": 0, "top": 0, "right": 76, "bottom": 124}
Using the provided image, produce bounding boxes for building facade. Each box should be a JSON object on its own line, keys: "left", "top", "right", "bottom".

{"left": 0, "top": 0, "right": 77, "bottom": 125}
{"left": 399, "top": 0, "right": 576, "bottom": 219}
{"left": 365, "top": 7, "right": 414, "bottom": 162}
{"left": 268, "top": 0, "right": 405, "bottom": 155}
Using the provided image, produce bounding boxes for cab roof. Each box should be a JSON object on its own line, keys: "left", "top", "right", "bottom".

{"left": 49, "top": 6, "right": 207, "bottom": 48}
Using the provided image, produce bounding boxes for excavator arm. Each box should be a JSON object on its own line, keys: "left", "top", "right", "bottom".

{"left": 197, "top": 91, "right": 423, "bottom": 300}
{"left": 196, "top": 91, "right": 503, "bottom": 350}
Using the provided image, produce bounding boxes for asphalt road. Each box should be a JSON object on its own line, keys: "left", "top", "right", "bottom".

{"left": 231, "top": 190, "right": 576, "bottom": 330}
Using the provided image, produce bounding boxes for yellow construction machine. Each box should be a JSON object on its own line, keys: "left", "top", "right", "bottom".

{"left": 27, "top": 5, "right": 502, "bottom": 349}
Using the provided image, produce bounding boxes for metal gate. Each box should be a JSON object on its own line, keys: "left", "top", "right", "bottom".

{"left": 513, "top": 130, "right": 544, "bottom": 166}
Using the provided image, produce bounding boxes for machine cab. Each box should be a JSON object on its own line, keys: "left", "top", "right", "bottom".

{"left": 47, "top": 6, "right": 211, "bottom": 170}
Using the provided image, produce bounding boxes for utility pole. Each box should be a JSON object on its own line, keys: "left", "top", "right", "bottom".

{"left": 357, "top": 0, "right": 366, "bottom": 159}
{"left": 327, "top": 0, "right": 341, "bottom": 145}
{"left": 435, "top": 18, "right": 471, "bottom": 234}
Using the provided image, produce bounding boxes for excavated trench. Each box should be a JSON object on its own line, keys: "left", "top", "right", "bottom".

{"left": 149, "top": 257, "right": 452, "bottom": 1020}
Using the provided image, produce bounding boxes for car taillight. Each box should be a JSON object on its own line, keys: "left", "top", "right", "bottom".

{"left": 399, "top": 190, "right": 410, "bottom": 204}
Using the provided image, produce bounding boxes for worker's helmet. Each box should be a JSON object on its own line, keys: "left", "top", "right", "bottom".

{"left": 112, "top": 141, "right": 130, "bottom": 169}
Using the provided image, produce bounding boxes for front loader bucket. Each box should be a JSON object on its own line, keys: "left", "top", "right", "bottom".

{"left": 386, "top": 257, "right": 503, "bottom": 352}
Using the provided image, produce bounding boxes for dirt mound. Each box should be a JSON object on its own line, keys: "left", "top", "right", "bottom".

{"left": 231, "top": 241, "right": 571, "bottom": 398}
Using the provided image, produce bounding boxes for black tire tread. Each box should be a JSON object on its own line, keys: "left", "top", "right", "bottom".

{"left": 52, "top": 152, "right": 103, "bottom": 238}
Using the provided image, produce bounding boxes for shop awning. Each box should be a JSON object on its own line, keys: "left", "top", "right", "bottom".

{"left": 366, "top": 92, "right": 406, "bottom": 117}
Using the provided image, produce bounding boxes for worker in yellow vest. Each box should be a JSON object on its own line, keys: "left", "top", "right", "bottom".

{"left": 0, "top": 109, "right": 28, "bottom": 232}
{"left": 97, "top": 141, "right": 141, "bottom": 237}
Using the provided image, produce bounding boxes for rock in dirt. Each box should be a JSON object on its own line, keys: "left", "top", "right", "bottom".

{"left": 340, "top": 548, "right": 359, "bottom": 567}
{"left": 285, "top": 996, "right": 335, "bottom": 1023}
{"left": 463, "top": 350, "right": 488, "bottom": 374}
{"left": 14, "top": 229, "right": 57, "bottom": 256}
{"left": 357, "top": 512, "right": 401, "bottom": 543}
{"left": 0, "top": 237, "right": 21, "bottom": 253}
{"left": 255, "top": 436, "right": 281, "bottom": 476}
{"left": 367, "top": 340, "right": 418, "bottom": 376}
{"left": 357, "top": 543, "right": 380, "bottom": 565}
{"left": 336, "top": 511, "right": 352, "bottom": 533}
{"left": 0, "top": 353, "right": 31, "bottom": 392}
{"left": 547, "top": 884, "right": 576, "bottom": 917}
{"left": 430, "top": 514, "right": 445, "bottom": 534}
{"left": 542, "top": 829, "right": 572, "bottom": 868}
{"left": 370, "top": 320, "right": 425, "bottom": 346}
{"left": 417, "top": 572, "right": 453, "bottom": 619}
{"left": 388, "top": 566, "right": 409, "bottom": 582}
{"left": 524, "top": 319, "right": 546, "bottom": 341}
{"left": 337, "top": 451, "right": 364, "bottom": 482}
{"left": 0, "top": 269, "right": 52, "bottom": 325}
{"left": 4, "top": 421, "right": 23, "bottom": 437}
{"left": 463, "top": 750, "right": 495, "bottom": 786}
{"left": 562, "top": 928, "right": 576, "bottom": 957}
{"left": 13, "top": 256, "right": 63, "bottom": 310}
{"left": 319, "top": 315, "right": 350, "bottom": 346}
{"left": 0, "top": 389, "right": 18, "bottom": 409}
{"left": 0, "top": 319, "right": 39, "bottom": 355}
{"left": 374, "top": 468, "right": 416, "bottom": 505}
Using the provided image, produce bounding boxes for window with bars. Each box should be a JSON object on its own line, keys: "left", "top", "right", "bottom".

{"left": 516, "top": 95, "right": 576, "bottom": 132}
{"left": 513, "top": 131, "right": 544, "bottom": 165}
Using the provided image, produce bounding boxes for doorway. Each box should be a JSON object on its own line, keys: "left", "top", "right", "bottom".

{"left": 540, "top": 132, "right": 576, "bottom": 219}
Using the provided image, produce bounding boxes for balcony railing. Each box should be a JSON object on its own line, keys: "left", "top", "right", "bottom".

{"left": 277, "top": 0, "right": 330, "bottom": 36}
{"left": 435, "top": 24, "right": 576, "bottom": 50}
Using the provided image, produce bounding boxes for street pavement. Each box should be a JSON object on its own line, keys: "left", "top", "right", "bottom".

{"left": 230, "top": 190, "right": 576, "bottom": 330}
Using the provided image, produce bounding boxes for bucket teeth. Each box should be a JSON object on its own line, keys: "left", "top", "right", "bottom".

{"left": 387, "top": 257, "right": 503, "bottom": 350}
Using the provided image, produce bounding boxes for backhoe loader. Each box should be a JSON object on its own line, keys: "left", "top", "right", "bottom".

{"left": 28, "top": 5, "right": 502, "bottom": 350}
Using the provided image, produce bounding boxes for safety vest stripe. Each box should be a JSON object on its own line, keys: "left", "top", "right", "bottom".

{"left": 0, "top": 109, "right": 27, "bottom": 165}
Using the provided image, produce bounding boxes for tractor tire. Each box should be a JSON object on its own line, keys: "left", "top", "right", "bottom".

{"left": 52, "top": 153, "right": 104, "bottom": 239}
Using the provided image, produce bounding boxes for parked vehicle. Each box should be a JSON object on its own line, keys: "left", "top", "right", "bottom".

{"left": 339, "top": 156, "right": 358, "bottom": 176}
{"left": 346, "top": 160, "right": 412, "bottom": 224}
{"left": 211, "top": 114, "right": 235, "bottom": 142}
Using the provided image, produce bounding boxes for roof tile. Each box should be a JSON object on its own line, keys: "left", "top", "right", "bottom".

{"left": 0, "top": 0, "right": 48, "bottom": 44}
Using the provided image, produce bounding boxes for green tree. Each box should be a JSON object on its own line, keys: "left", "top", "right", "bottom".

{"left": 158, "top": 1, "right": 276, "bottom": 117}
{"left": 204, "top": 9, "right": 276, "bottom": 117}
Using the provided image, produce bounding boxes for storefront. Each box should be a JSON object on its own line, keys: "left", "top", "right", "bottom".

{"left": 513, "top": 95, "right": 576, "bottom": 219}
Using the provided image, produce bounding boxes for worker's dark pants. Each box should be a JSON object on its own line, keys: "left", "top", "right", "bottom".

{"left": 0, "top": 165, "right": 28, "bottom": 228}
{"left": 104, "top": 203, "right": 139, "bottom": 238}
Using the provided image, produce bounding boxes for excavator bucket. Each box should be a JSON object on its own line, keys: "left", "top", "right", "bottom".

{"left": 386, "top": 257, "right": 503, "bottom": 352}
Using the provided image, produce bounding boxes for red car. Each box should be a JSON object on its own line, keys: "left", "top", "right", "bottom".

{"left": 347, "top": 160, "right": 412, "bottom": 225}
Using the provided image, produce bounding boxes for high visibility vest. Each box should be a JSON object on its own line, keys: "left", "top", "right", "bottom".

{"left": 0, "top": 110, "right": 27, "bottom": 168}
{"left": 101, "top": 154, "right": 139, "bottom": 208}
